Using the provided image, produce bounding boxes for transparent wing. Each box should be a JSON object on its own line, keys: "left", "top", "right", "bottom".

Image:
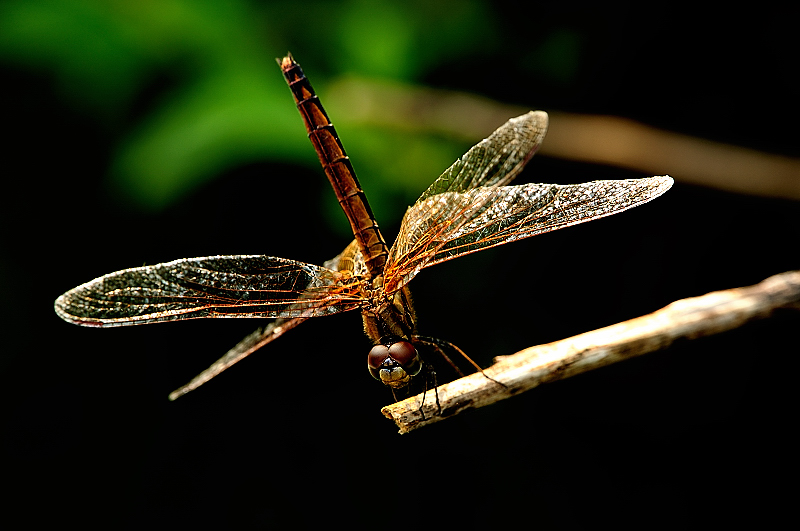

{"left": 383, "top": 112, "right": 548, "bottom": 293}
{"left": 54, "top": 255, "right": 365, "bottom": 327}
{"left": 322, "top": 239, "right": 369, "bottom": 278}
{"left": 416, "top": 111, "right": 548, "bottom": 200}
{"left": 164, "top": 245, "right": 367, "bottom": 400}
{"left": 167, "top": 315, "right": 307, "bottom": 400}
{"left": 382, "top": 176, "right": 673, "bottom": 294}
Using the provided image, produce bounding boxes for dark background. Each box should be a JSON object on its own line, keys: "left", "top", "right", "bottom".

{"left": 2, "top": 2, "right": 797, "bottom": 529}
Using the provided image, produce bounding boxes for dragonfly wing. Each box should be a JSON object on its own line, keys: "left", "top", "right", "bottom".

{"left": 323, "top": 239, "right": 369, "bottom": 278}
{"left": 168, "top": 315, "right": 307, "bottom": 400}
{"left": 167, "top": 246, "right": 368, "bottom": 400}
{"left": 416, "top": 111, "right": 548, "bottom": 200}
{"left": 383, "top": 112, "right": 548, "bottom": 293}
{"left": 430, "top": 176, "right": 674, "bottom": 264}
{"left": 383, "top": 176, "right": 673, "bottom": 294}
{"left": 54, "top": 255, "right": 365, "bottom": 327}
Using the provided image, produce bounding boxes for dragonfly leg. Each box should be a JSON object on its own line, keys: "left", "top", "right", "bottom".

{"left": 413, "top": 336, "right": 507, "bottom": 390}
{"left": 417, "top": 362, "right": 442, "bottom": 420}
{"left": 388, "top": 362, "right": 441, "bottom": 419}
{"left": 427, "top": 362, "right": 441, "bottom": 417}
{"left": 412, "top": 336, "right": 465, "bottom": 378}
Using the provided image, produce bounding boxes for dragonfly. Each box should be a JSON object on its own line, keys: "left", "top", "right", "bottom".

{"left": 54, "top": 53, "right": 673, "bottom": 401}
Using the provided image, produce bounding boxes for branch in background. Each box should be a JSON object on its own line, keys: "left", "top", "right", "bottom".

{"left": 328, "top": 78, "right": 800, "bottom": 201}
{"left": 382, "top": 270, "right": 800, "bottom": 434}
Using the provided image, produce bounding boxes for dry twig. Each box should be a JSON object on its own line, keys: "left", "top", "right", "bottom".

{"left": 382, "top": 270, "right": 800, "bottom": 434}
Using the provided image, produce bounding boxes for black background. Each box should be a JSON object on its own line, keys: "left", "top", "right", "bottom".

{"left": 2, "top": 6, "right": 798, "bottom": 529}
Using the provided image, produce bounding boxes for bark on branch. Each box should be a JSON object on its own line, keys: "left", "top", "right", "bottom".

{"left": 382, "top": 270, "right": 800, "bottom": 434}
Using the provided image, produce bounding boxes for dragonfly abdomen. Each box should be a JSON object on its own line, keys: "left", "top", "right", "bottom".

{"left": 280, "top": 54, "right": 388, "bottom": 279}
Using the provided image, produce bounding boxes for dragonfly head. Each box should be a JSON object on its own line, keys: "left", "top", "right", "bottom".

{"left": 367, "top": 338, "right": 421, "bottom": 388}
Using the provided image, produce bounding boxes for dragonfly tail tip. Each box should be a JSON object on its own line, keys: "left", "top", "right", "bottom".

{"left": 278, "top": 52, "right": 295, "bottom": 70}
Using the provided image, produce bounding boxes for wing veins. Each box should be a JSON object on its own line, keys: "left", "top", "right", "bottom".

{"left": 382, "top": 177, "right": 673, "bottom": 292}
{"left": 54, "top": 255, "right": 365, "bottom": 327}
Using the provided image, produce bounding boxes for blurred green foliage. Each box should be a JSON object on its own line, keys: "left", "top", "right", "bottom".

{"left": 0, "top": 0, "right": 572, "bottom": 233}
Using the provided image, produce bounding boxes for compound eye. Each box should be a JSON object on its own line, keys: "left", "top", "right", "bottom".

{"left": 368, "top": 344, "right": 390, "bottom": 369}
{"left": 388, "top": 341, "right": 417, "bottom": 367}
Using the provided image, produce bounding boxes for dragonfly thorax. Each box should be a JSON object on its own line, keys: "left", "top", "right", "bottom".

{"left": 363, "top": 282, "right": 420, "bottom": 388}
{"left": 362, "top": 283, "right": 416, "bottom": 344}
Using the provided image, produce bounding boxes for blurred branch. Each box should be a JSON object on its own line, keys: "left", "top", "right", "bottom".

{"left": 328, "top": 78, "right": 800, "bottom": 200}
{"left": 382, "top": 270, "right": 800, "bottom": 434}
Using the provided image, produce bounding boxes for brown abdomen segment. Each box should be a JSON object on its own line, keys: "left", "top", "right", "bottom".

{"left": 279, "top": 54, "right": 388, "bottom": 279}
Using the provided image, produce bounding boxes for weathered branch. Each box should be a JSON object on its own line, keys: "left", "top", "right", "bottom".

{"left": 382, "top": 270, "right": 800, "bottom": 434}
